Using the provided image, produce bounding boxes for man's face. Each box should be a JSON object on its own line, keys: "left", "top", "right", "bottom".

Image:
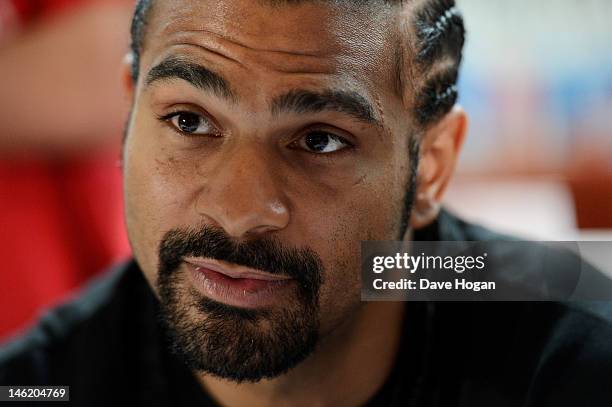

{"left": 123, "top": 0, "right": 416, "bottom": 381}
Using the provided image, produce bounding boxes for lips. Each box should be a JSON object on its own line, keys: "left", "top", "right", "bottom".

{"left": 183, "top": 257, "right": 292, "bottom": 281}
{"left": 183, "top": 257, "right": 294, "bottom": 308}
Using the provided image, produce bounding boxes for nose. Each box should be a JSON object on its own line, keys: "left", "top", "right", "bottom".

{"left": 194, "top": 143, "right": 290, "bottom": 239}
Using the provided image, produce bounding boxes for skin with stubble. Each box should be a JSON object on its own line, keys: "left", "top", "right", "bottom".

{"left": 121, "top": 0, "right": 467, "bottom": 406}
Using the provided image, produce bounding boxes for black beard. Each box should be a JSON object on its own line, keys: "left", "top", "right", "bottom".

{"left": 155, "top": 226, "right": 323, "bottom": 382}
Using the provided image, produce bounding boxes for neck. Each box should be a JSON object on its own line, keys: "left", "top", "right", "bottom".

{"left": 195, "top": 301, "right": 406, "bottom": 407}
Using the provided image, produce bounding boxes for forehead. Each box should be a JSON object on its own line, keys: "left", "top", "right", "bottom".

{"left": 140, "top": 0, "right": 400, "bottom": 95}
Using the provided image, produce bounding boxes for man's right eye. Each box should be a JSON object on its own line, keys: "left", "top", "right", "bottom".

{"left": 162, "top": 112, "right": 215, "bottom": 135}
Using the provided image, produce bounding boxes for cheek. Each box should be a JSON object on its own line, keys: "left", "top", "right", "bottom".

{"left": 305, "top": 168, "right": 407, "bottom": 333}
{"left": 122, "top": 118, "right": 200, "bottom": 283}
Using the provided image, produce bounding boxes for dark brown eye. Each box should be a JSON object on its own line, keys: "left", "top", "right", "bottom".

{"left": 169, "top": 112, "right": 213, "bottom": 135}
{"left": 299, "top": 131, "right": 350, "bottom": 153}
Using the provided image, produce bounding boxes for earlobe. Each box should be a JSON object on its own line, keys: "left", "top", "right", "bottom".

{"left": 411, "top": 190, "right": 441, "bottom": 230}
{"left": 410, "top": 105, "right": 468, "bottom": 230}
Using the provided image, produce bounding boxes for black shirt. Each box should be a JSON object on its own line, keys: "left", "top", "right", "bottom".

{"left": 2, "top": 210, "right": 612, "bottom": 406}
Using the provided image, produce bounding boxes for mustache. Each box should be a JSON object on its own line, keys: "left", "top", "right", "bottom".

{"left": 158, "top": 225, "right": 324, "bottom": 290}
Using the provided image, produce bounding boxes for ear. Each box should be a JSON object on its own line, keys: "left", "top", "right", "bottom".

{"left": 119, "top": 52, "right": 136, "bottom": 169}
{"left": 121, "top": 52, "right": 136, "bottom": 102}
{"left": 410, "top": 105, "right": 468, "bottom": 230}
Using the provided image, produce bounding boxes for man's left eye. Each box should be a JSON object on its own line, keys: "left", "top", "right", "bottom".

{"left": 296, "top": 131, "right": 351, "bottom": 154}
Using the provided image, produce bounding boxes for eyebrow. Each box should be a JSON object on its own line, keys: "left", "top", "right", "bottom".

{"left": 146, "top": 57, "right": 380, "bottom": 127}
{"left": 145, "top": 56, "right": 234, "bottom": 100}
{"left": 271, "top": 89, "right": 380, "bottom": 127}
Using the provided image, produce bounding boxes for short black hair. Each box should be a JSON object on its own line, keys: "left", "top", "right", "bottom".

{"left": 129, "top": 0, "right": 465, "bottom": 127}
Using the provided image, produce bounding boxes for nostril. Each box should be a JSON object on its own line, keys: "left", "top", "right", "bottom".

{"left": 245, "top": 224, "right": 283, "bottom": 236}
